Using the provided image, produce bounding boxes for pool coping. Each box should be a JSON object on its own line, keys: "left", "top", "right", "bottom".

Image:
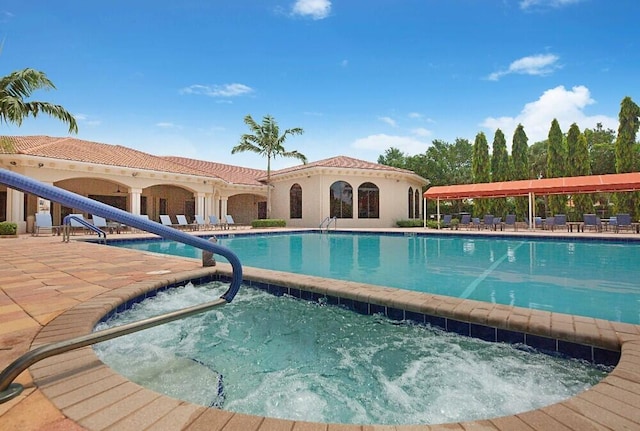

{"left": 26, "top": 260, "right": 640, "bottom": 431}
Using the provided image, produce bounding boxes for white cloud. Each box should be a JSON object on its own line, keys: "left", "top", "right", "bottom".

{"left": 291, "top": 0, "right": 331, "bottom": 20}
{"left": 378, "top": 116, "right": 397, "bottom": 127}
{"left": 520, "top": 0, "right": 582, "bottom": 10}
{"left": 0, "top": 11, "right": 14, "bottom": 23}
{"left": 481, "top": 85, "right": 618, "bottom": 145}
{"left": 156, "top": 122, "right": 182, "bottom": 129}
{"left": 180, "top": 83, "right": 254, "bottom": 97}
{"left": 411, "top": 127, "right": 432, "bottom": 138}
{"left": 488, "top": 53, "right": 560, "bottom": 81}
{"left": 73, "top": 113, "right": 101, "bottom": 126}
{"left": 352, "top": 134, "right": 429, "bottom": 155}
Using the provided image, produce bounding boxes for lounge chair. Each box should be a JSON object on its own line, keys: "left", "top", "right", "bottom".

{"left": 459, "top": 214, "right": 471, "bottom": 229}
{"left": 544, "top": 216, "right": 556, "bottom": 231}
{"left": 34, "top": 213, "right": 60, "bottom": 236}
{"left": 534, "top": 217, "right": 543, "bottom": 229}
{"left": 160, "top": 214, "right": 176, "bottom": 228}
{"left": 225, "top": 214, "right": 238, "bottom": 229}
{"left": 613, "top": 213, "right": 633, "bottom": 233}
{"left": 67, "top": 213, "right": 88, "bottom": 234}
{"left": 92, "top": 215, "right": 107, "bottom": 229}
{"left": 583, "top": 214, "right": 601, "bottom": 232}
{"left": 176, "top": 215, "right": 196, "bottom": 231}
{"left": 194, "top": 215, "right": 208, "bottom": 230}
{"left": 504, "top": 214, "right": 517, "bottom": 231}
{"left": 554, "top": 214, "right": 567, "bottom": 231}
{"left": 208, "top": 215, "right": 226, "bottom": 230}
{"left": 482, "top": 214, "right": 494, "bottom": 230}
{"left": 493, "top": 216, "right": 503, "bottom": 231}
{"left": 441, "top": 214, "right": 452, "bottom": 229}
{"left": 471, "top": 217, "right": 481, "bottom": 230}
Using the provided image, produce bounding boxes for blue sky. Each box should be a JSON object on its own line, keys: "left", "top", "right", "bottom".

{"left": 2, "top": 0, "right": 637, "bottom": 170}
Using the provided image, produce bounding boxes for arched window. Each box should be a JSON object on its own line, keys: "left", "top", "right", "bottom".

{"left": 330, "top": 181, "right": 353, "bottom": 218}
{"left": 289, "top": 183, "right": 302, "bottom": 219}
{"left": 408, "top": 187, "right": 414, "bottom": 218}
{"left": 414, "top": 189, "right": 421, "bottom": 219}
{"left": 358, "top": 182, "right": 379, "bottom": 218}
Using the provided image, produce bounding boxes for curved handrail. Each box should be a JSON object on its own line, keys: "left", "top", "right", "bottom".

{"left": 62, "top": 215, "right": 106, "bottom": 243}
{"left": 0, "top": 168, "right": 244, "bottom": 403}
{"left": 0, "top": 296, "right": 227, "bottom": 403}
{"left": 0, "top": 169, "right": 242, "bottom": 302}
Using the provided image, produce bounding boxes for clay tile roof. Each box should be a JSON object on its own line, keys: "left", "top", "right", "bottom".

{"left": 264, "top": 155, "right": 415, "bottom": 180}
{"left": 1, "top": 135, "right": 212, "bottom": 176}
{"left": 162, "top": 156, "right": 266, "bottom": 186}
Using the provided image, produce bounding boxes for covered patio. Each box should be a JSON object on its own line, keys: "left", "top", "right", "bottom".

{"left": 423, "top": 172, "right": 640, "bottom": 230}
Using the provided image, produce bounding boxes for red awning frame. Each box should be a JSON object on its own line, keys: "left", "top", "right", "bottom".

{"left": 423, "top": 172, "right": 640, "bottom": 200}
{"left": 422, "top": 172, "right": 640, "bottom": 230}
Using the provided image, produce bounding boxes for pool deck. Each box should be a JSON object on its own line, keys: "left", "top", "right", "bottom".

{"left": 2, "top": 227, "right": 640, "bottom": 431}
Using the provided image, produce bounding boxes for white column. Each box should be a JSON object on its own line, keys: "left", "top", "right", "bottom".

{"left": 195, "top": 192, "right": 206, "bottom": 217}
{"left": 221, "top": 197, "right": 228, "bottom": 218}
{"left": 8, "top": 188, "right": 24, "bottom": 222}
{"left": 129, "top": 188, "right": 142, "bottom": 215}
{"left": 7, "top": 188, "right": 26, "bottom": 233}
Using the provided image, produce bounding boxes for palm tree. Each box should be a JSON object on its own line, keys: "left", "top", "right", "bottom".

{"left": 1, "top": 68, "right": 78, "bottom": 150}
{"left": 232, "top": 114, "right": 306, "bottom": 218}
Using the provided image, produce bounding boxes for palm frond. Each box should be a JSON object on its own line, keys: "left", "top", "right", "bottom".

{"left": 0, "top": 68, "right": 77, "bottom": 133}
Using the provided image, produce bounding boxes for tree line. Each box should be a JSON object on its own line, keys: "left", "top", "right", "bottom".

{"left": 378, "top": 96, "right": 640, "bottom": 221}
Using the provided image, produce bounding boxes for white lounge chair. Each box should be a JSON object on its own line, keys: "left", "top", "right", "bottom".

{"left": 176, "top": 215, "right": 196, "bottom": 230}
{"left": 34, "top": 213, "right": 60, "bottom": 236}
{"left": 160, "top": 214, "right": 176, "bottom": 227}
{"left": 92, "top": 215, "right": 108, "bottom": 229}
{"left": 194, "top": 215, "right": 208, "bottom": 230}
{"left": 225, "top": 215, "right": 237, "bottom": 229}
{"left": 67, "top": 213, "right": 87, "bottom": 234}
{"left": 208, "top": 215, "right": 226, "bottom": 230}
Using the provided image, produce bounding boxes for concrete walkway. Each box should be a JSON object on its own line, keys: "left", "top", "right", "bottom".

{"left": 1, "top": 229, "right": 640, "bottom": 430}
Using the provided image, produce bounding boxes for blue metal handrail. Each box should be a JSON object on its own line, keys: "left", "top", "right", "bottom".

{"left": 0, "top": 168, "right": 244, "bottom": 403}
{"left": 62, "top": 215, "right": 106, "bottom": 243}
{"left": 0, "top": 168, "right": 242, "bottom": 302}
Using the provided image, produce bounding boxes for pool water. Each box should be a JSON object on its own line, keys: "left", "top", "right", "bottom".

{"left": 94, "top": 282, "right": 608, "bottom": 425}
{"left": 112, "top": 232, "right": 640, "bottom": 323}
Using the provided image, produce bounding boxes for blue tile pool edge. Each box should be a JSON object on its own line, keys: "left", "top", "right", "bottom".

{"left": 96, "top": 271, "right": 620, "bottom": 368}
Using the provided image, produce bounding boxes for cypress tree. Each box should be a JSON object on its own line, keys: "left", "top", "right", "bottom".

{"left": 472, "top": 132, "right": 491, "bottom": 217}
{"left": 546, "top": 119, "right": 567, "bottom": 216}
{"left": 491, "top": 129, "right": 509, "bottom": 218}
{"left": 511, "top": 124, "right": 529, "bottom": 220}
{"left": 567, "top": 123, "right": 593, "bottom": 219}
{"left": 614, "top": 96, "right": 640, "bottom": 217}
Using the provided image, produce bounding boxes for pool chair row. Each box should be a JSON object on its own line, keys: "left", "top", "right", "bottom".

{"left": 455, "top": 214, "right": 514, "bottom": 231}
{"left": 159, "top": 214, "right": 243, "bottom": 231}
{"left": 33, "top": 213, "right": 126, "bottom": 236}
{"left": 582, "top": 213, "right": 639, "bottom": 233}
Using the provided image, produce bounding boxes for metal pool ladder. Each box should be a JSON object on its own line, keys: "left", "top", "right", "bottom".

{"left": 319, "top": 216, "right": 337, "bottom": 231}
{"left": 0, "top": 169, "right": 244, "bottom": 404}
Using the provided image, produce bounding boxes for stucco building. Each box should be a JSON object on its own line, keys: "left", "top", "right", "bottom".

{"left": 0, "top": 136, "right": 428, "bottom": 233}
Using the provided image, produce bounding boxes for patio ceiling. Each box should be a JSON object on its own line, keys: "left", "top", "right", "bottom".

{"left": 423, "top": 172, "right": 640, "bottom": 200}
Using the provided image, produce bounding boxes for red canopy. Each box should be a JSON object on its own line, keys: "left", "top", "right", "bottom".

{"left": 423, "top": 172, "right": 640, "bottom": 200}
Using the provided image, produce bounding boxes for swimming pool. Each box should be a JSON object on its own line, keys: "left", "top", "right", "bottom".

{"left": 94, "top": 281, "right": 608, "bottom": 425}
{"left": 112, "top": 232, "right": 640, "bottom": 324}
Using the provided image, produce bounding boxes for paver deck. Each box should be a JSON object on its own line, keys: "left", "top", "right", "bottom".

{"left": 2, "top": 228, "right": 640, "bottom": 431}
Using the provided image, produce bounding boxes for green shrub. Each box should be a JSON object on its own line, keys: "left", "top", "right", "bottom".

{"left": 251, "top": 219, "right": 286, "bottom": 228}
{"left": 426, "top": 220, "right": 439, "bottom": 229}
{"left": 0, "top": 221, "right": 17, "bottom": 235}
{"left": 396, "top": 219, "right": 424, "bottom": 228}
